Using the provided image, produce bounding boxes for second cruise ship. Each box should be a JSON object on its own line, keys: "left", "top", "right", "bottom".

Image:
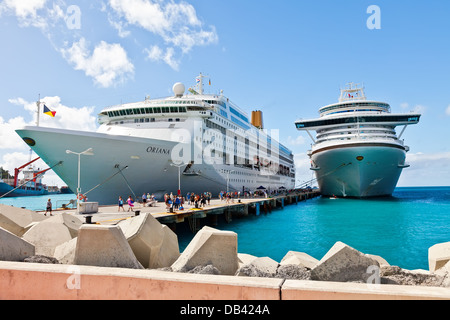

{"left": 295, "top": 83, "right": 420, "bottom": 197}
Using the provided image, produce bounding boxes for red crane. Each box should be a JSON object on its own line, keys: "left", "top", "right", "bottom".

{"left": 13, "top": 157, "right": 41, "bottom": 188}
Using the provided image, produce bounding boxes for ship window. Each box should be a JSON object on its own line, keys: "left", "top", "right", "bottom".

{"left": 126, "top": 109, "right": 132, "bottom": 115}
{"left": 162, "top": 107, "right": 169, "bottom": 113}
{"left": 146, "top": 108, "right": 153, "bottom": 114}
{"left": 179, "top": 107, "right": 187, "bottom": 112}
{"left": 120, "top": 110, "right": 126, "bottom": 116}
{"left": 170, "top": 107, "right": 178, "bottom": 113}
{"left": 133, "top": 108, "right": 141, "bottom": 114}
{"left": 168, "top": 118, "right": 173, "bottom": 122}
{"left": 154, "top": 107, "right": 161, "bottom": 113}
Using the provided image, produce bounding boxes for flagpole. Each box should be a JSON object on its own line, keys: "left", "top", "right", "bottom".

{"left": 36, "top": 94, "right": 41, "bottom": 127}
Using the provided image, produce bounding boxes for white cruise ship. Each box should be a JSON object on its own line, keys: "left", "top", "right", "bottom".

{"left": 295, "top": 83, "right": 420, "bottom": 197}
{"left": 16, "top": 74, "right": 295, "bottom": 205}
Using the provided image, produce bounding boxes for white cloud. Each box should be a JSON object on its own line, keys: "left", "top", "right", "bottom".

{"left": 286, "top": 135, "right": 306, "bottom": 146}
{"left": 446, "top": 104, "right": 450, "bottom": 116}
{"left": 0, "top": 0, "right": 48, "bottom": 27}
{"left": 0, "top": 115, "right": 28, "bottom": 150}
{"left": 0, "top": 96, "right": 98, "bottom": 186}
{"left": 61, "top": 38, "right": 135, "bottom": 88}
{"left": 4, "top": 96, "right": 98, "bottom": 148}
{"left": 144, "top": 45, "right": 179, "bottom": 70}
{"left": 294, "top": 152, "right": 316, "bottom": 187}
{"left": 399, "top": 102, "right": 426, "bottom": 114}
{"left": 107, "top": 0, "right": 218, "bottom": 68}
{"left": 398, "top": 152, "right": 450, "bottom": 186}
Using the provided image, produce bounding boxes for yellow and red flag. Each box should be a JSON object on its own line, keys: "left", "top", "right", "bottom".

{"left": 43, "top": 104, "right": 56, "bottom": 117}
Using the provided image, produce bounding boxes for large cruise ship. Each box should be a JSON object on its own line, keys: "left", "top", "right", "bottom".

{"left": 15, "top": 74, "right": 295, "bottom": 205}
{"left": 295, "top": 83, "right": 420, "bottom": 197}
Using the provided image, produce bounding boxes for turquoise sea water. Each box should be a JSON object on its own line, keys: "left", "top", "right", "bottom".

{"left": 0, "top": 193, "right": 76, "bottom": 211}
{"left": 2, "top": 187, "right": 449, "bottom": 270}
{"left": 178, "top": 187, "right": 450, "bottom": 271}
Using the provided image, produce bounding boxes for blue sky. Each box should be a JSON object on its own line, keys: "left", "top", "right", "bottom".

{"left": 0, "top": 0, "right": 449, "bottom": 187}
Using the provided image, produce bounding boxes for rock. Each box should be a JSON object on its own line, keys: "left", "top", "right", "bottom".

{"left": 171, "top": 226, "right": 238, "bottom": 275}
{"left": 22, "top": 213, "right": 82, "bottom": 256}
{"left": 310, "top": 241, "right": 380, "bottom": 282}
{"left": 236, "top": 256, "right": 279, "bottom": 278}
{"left": 276, "top": 264, "right": 311, "bottom": 280}
{"left": 428, "top": 242, "right": 450, "bottom": 272}
{"left": 118, "top": 213, "right": 180, "bottom": 269}
{"left": 187, "top": 264, "right": 221, "bottom": 275}
{"left": 380, "top": 265, "right": 445, "bottom": 287}
{"left": 0, "top": 204, "right": 47, "bottom": 237}
{"left": 280, "top": 251, "right": 319, "bottom": 269}
{"left": 74, "top": 224, "right": 143, "bottom": 269}
{"left": 24, "top": 255, "right": 59, "bottom": 264}
{"left": 53, "top": 237, "right": 77, "bottom": 264}
{"left": 0, "top": 226, "right": 35, "bottom": 261}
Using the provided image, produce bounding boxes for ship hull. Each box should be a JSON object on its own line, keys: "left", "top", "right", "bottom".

{"left": 311, "top": 143, "right": 406, "bottom": 197}
{"left": 0, "top": 182, "right": 48, "bottom": 197}
{"left": 16, "top": 126, "right": 294, "bottom": 205}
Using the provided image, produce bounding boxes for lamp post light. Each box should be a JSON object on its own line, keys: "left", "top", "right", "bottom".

{"left": 170, "top": 162, "right": 184, "bottom": 195}
{"left": 66, "top": 148, "right": 93, "bottom": 214}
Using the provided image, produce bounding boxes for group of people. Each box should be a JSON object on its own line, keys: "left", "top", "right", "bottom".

{"left": 218, "top": 191, "right": 242, "bottom": 204}
{"left": 164, "top": 191, "right": 212, "bottom": 211}
{"left": 118, "top": 193, "right": 157, "bottom": 212}
{"left": 117, "top": 195, "right": 136, "bottom": 212}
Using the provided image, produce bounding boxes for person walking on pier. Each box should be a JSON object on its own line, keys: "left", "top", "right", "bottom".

{"left": 127, "top": 196, "right": 134, "bottom": 212}
{"left": 45, "top": 198, "right": 53, "bottom": 216}
{"left": 118, "top": 196, "right": 125, "bottom": 212}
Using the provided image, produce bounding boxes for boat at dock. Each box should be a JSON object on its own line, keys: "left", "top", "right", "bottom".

{"left": 0, "top": 157, "right": 52, "bottom": 197}
{"left": 295, "top": 83, "right": 420, "bottom": 197}
{"left": 15, "top": 74, "right": 295, "bottom": 205}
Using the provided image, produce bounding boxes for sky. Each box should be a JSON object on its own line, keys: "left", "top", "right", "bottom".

{"left": 0, "top": 0, "right": 450, "bottom": 188}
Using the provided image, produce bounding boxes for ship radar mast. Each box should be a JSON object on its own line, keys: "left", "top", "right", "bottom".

{"left": 187, "top": 73, "right": 212, "bottom": 95}
{"left": 339, "top": 82, "right": 366, "bottom": 102}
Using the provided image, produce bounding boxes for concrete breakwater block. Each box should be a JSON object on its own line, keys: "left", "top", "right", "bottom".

{"left": 22, "top": 213, "right": 82, "bottom": 256}
{"left": 118, "top": 213, "right": 180, "bottom": 269}
{"left": 171, "top": 226, "right": 239, "bottom": 275}
{"left": 237, "top": 253, "right": 257, "bottom": 268}
{"left": 280, "top": 251, "right": 319, "bottom": 269}
{"left": 311, "top": 241, "right": 380, "bottom": 282}
{"left": 0, "top": 204, "right": 47, "bottom": 237}
{"left": 74, "top": 224, "right": 143, "bottom": 269}
{"left": 0, "top": 226, "right": 35, "bottom": 261}
{"left": 428, "top": 242, "right": 450, "bottom": 272}
{"left": 53, "top": 237, "right": 77, "bottom": 265}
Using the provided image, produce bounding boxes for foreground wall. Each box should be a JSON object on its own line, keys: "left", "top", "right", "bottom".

{"left": 0, "top": 261, "right": 449, "bottom": 300}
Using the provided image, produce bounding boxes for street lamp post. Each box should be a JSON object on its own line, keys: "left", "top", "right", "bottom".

{"left": 66, "top": 148, "right": 93, "bottom": 214}
{"left": 170, "top": 163, "right": 184, "bottom": 195}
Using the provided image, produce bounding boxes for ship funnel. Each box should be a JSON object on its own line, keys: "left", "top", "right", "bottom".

{"left": 251, "top": 110, "right": 264, "bottom": 129}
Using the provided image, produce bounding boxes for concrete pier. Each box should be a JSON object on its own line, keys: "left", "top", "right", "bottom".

{"left": 47, "top": 191, "right": 321, "bottom": 233}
